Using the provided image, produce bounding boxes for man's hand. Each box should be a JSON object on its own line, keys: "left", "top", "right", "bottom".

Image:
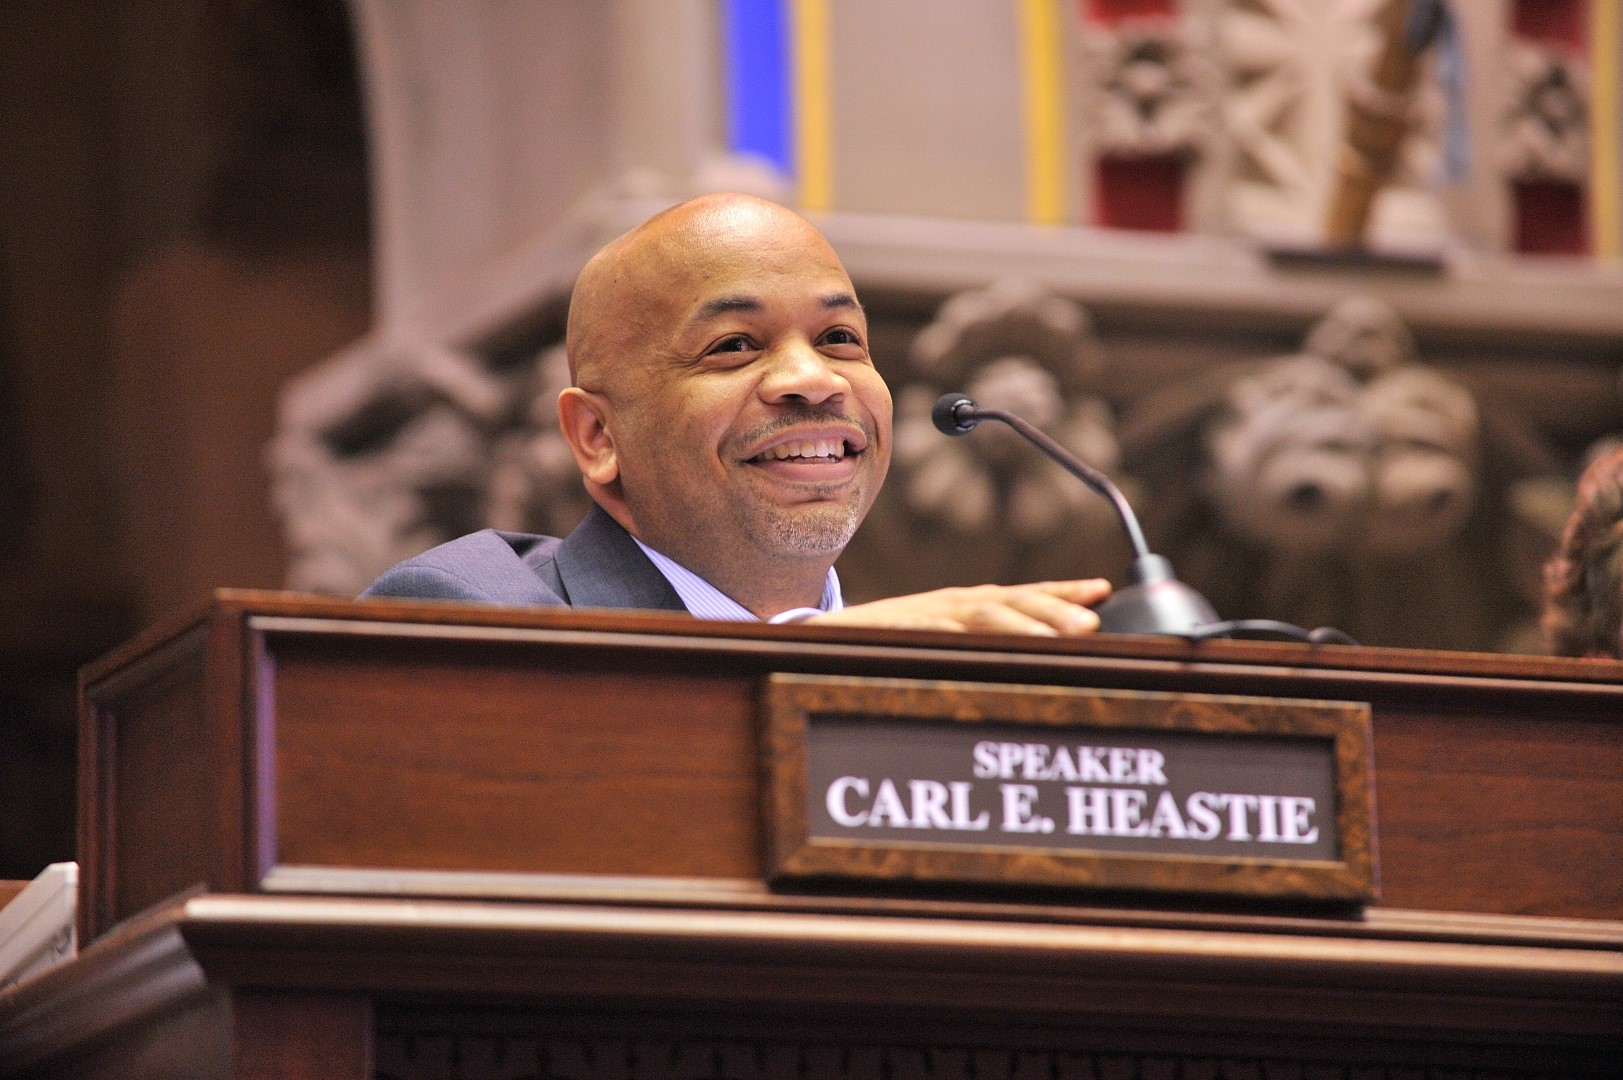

{"left": 806, "top": 579, "right": 1112, "bottom": 636}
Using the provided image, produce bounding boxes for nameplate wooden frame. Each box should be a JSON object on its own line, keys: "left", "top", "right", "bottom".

{"left": 761, "top": 674, "right": 1378, "bottom": 903}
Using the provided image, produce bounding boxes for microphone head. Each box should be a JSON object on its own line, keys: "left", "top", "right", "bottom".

{"left": 932, "top": 393, "right": 979, "bottom": 435}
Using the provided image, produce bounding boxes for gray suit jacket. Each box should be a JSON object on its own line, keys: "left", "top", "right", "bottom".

{"left": 360, "top": 503, "right": 686, "bottom": 612}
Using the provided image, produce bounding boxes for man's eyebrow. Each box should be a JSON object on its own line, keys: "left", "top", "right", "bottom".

{"left": 691, "top": 296, "right": 761, "bottom": 322}
{"left": 687, "top": 291, "right": 864, "bottom": 328}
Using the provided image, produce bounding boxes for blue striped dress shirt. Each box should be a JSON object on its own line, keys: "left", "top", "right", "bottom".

{"left": 633, "top": 539, "right": 842, "bottom": 623}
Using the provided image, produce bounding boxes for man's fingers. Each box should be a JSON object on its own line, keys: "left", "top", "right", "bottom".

{"left": 803, "top": 578, "right": 1111, "bottom": 637}
{"left": 806, "top": 604, "right": 947, "bottom": 630}
{"left": 1002, "top": 588, "right": 1102, "bottom": 635}
{"left": 953, "top": 600, "right": 1062, "bottom": 637}
{"left": 1028, "top": 578, "right": 1114, "bottom": 605}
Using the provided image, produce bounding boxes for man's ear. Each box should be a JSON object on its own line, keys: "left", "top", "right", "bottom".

{"left": 557, "top": 387, "right": 620, "bottom": 488}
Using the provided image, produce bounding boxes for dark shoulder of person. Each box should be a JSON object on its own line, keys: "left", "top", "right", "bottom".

{"left": 361, "top": 529, "right": 566, "bottom": 606}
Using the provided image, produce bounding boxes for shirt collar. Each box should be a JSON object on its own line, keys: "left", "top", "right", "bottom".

{"left": 632, "top": 539, "right": 843, "bottom": 623}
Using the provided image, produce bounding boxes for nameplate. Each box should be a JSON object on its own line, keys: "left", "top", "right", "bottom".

{"left": 761, "top": 674, "right": 1377, "bottom": 903}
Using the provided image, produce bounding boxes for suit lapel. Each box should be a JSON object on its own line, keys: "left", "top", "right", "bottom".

{"left": 553, "top": 503, "right": 687, "bottom": 612}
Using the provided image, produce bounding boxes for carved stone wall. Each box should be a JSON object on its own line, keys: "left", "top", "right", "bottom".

{"left": 1118, "top": 297, "right": 1562, "bottom": 651}
{"left": 267, "top": 1, "right": 1623, "bottom": 653}
{"left": 270, "top": 258, "right": 1613, "bottom": 652}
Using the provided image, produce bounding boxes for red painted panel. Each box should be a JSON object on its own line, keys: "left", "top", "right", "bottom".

{"left": 1095, "top": 154, "right": 1185, "bottom": 232}
{"left": 1511, "top": 0, "right": 1587, "bottom": 50}
{"left": 1513, "top": 178, "right": 1590, "bottom": 255}
{"left": 1082, "top": 0, "right": 1177, "bottom": 26}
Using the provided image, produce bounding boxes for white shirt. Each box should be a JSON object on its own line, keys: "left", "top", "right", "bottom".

{"left": 633, "top": 539, "right": 843, "bottom": 623}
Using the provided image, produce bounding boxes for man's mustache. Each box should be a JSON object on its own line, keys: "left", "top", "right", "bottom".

{"left": 730, "top": 406, "right": 875, "bottom": 453}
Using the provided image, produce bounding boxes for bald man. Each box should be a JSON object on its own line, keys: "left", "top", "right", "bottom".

{"left": 364, "top": 194, "right": 1110, "bottom": 635}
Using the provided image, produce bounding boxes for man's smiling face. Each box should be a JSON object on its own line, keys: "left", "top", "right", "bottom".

{"left": 562, "top": 195, "right": 892, "bottom": 612}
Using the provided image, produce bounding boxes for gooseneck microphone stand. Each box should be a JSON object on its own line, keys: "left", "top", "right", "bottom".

{"left": 931, "top": 393, "right": 1356, "bottom": 644}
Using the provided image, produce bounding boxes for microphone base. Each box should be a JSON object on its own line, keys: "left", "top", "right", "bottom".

{"left": 1095, "top": 555, "right": 1221, "bottom": 637}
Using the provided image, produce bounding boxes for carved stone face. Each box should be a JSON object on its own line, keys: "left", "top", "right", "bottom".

{"left": 1302, "top": 296, "right": 1417, "bottom": 378}
{"left": 1203, "top": 356, "right": 1370, "bottom": 555}
{"left": 1200, "top": 355, "right": 1479, "bottom": 558}
{"left": 1357, "top": 367, "right": 1479, "bottom": 557}
{"left": 963, "top": 356, "right": 1066, "bottom": 466}
{"left": 894, "top": 282, "right": 1120, "bottom": 544}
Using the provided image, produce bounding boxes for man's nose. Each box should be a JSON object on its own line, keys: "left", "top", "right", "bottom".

{"left": 759, "top": 341, "right": 850, "bottom": 405}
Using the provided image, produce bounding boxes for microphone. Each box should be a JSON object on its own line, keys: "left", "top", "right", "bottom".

{"left": 932, "top": 393, "right": 1217, "bottom": 635}
{"left": 932, "top": 393, "right": 1355, "bottom": 644}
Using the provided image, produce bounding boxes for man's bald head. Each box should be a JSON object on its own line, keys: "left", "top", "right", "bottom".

{"left": 551, "top": 191, "right": 889, "bottom": 617}
{"left": 565, "top": 193, "right": 839, "bottom": 390}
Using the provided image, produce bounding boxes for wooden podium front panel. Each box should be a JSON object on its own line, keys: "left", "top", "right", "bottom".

{"left": 78, "top": 593, "right": 1623, "bottom": 938}
{"left": 50, "top": 594, "right": 1623, "bottom": 1080}
{"left": 268, "top": 635, "right": 762, "bottom": 878}
{"left": 1371, "top": 709, "right": 1623, "bottom": 919}
{"left": 80, "top": 619, "right": 252, "bottom": 938}
{"left": 251, "top": 609, "right": 1623, "bottom": 922}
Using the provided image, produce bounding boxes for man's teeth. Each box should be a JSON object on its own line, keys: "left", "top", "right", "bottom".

{"left": 762, "top": 438, "right": 846, "bottom": 461}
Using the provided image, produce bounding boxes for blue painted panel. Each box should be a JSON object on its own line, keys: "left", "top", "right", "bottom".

{"left": 724, "top": 0, "right": 793, "bottom": 174}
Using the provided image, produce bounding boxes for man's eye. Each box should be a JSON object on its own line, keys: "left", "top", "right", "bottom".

{"left": 709, "top": 335, "right": 756, "bottom": 354}
{"left": 821, "top": 328, "right": 862, "bottom": 347}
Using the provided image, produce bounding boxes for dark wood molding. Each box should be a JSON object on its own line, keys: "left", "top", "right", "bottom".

{"left": 14, "top": 893, "right": 1619, "bottom": 1041}
{"left": 200, "top": 588, "right": 1623, "bottom": 682}
{"left": 0, "top": 899, "right": 206, "bottom": 1072}
{"left": 73, "top": 591, "right": 1623, "bottom": 938}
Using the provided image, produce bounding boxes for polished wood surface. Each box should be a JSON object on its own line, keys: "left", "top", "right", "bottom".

{"left": 24, "top": 590, "right": 1619, "bottom": 1079}
{"left": 79, "top": 591, "right": 1623, "bottom": 938}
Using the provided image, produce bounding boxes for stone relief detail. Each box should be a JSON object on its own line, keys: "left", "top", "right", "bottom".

{"left": 1083, "top": 18, "right": 1217, "bottom": 157}
{"left": 1118, "top": 296, "right": 1560, "bottom": 651}
{"left": 485, "top": 344, "right": 592, "bottom": 539}
{"left": 268, "top": 337, "right": 516, "bottom": 595}
{"left": 839, "top": 281, "right": 1131, "bottom": 602}
{"left": 1215, "top": 0, "right": 1446, "bottom": 246}
{"left": 1202, "top": 342, "right": 1478, "bottom": 560}
{"left": 265, "top": 287, "right": 1574, "bottom": 652}
{"left": 1499, "top": 41, "right": 1590, "bottom": 181}
{"left": 898, "top": 280, "right": 1117, "bottom": 538}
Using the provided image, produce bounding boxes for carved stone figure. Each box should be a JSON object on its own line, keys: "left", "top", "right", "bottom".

{"left": 268, "top": 337, "right": 514, "bottom": 594}
{"left": 839, "top": 281, "right": 1130, "bottom": 602}
{"left": 484, "top": 344, "right": 593, "bottom": 540}
{"left": 1119, "top": 297, "right": 1558, "bottom": 651}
